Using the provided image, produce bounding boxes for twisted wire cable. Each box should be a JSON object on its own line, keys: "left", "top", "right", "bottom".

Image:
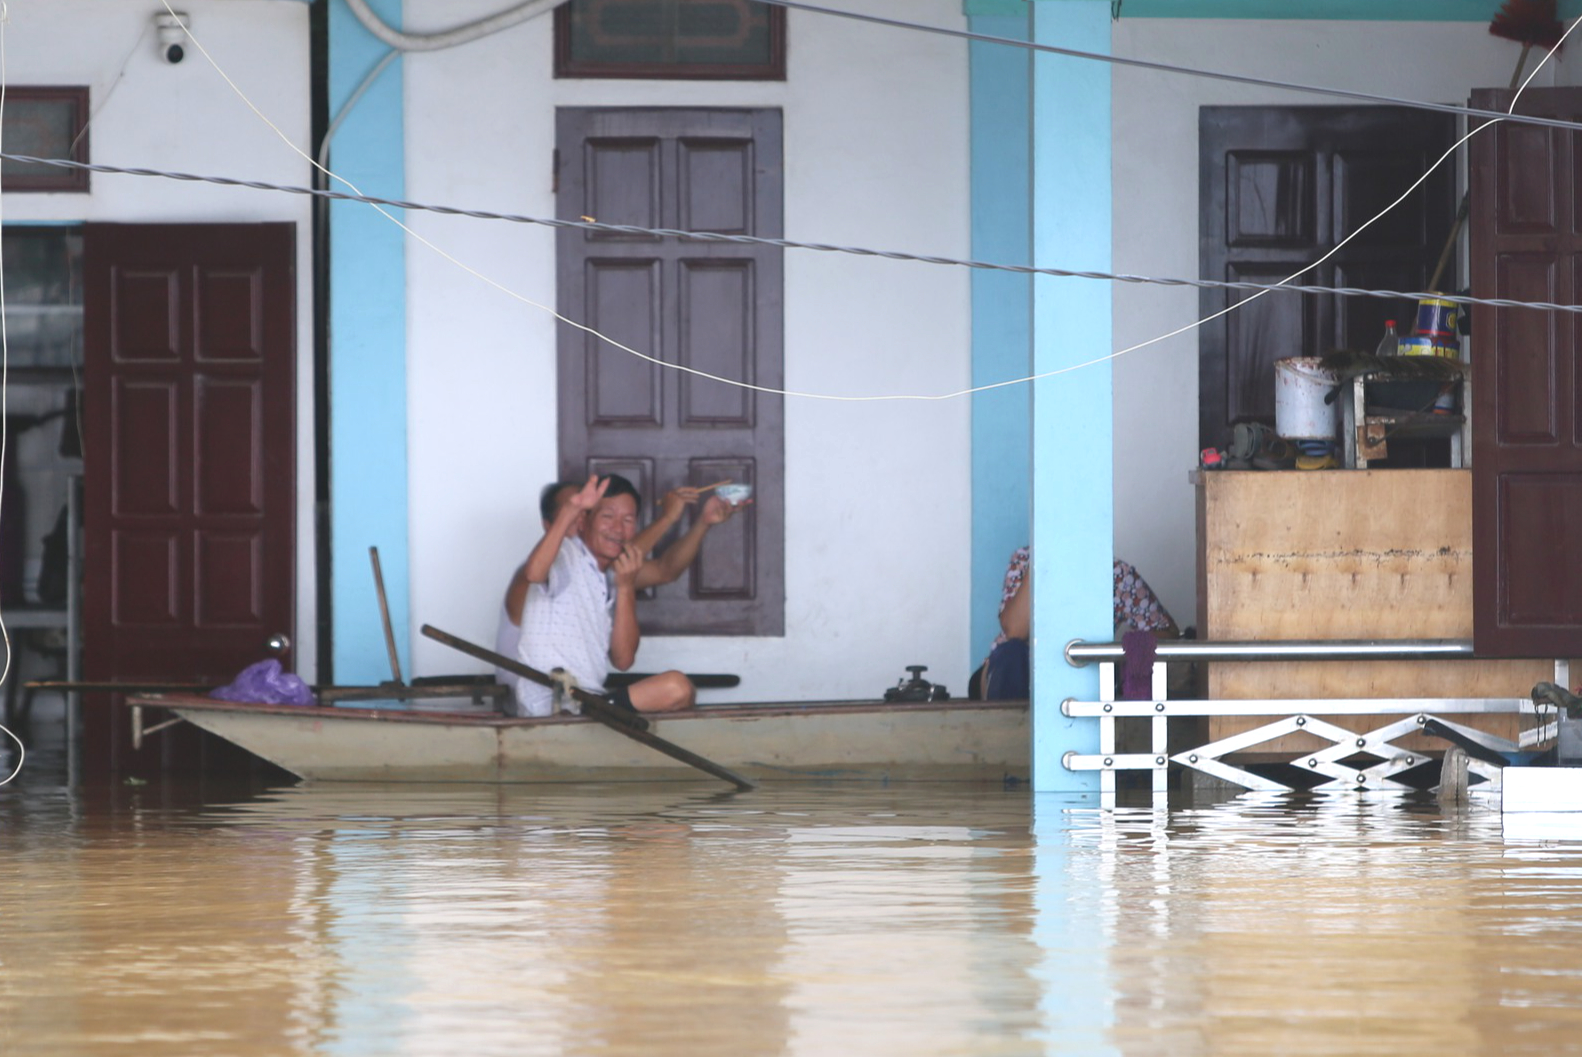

{"left": 5, "top": 151, "right": 1577, "bottom": 316}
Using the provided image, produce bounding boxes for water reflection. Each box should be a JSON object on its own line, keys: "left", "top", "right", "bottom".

{"left": 8, "top": 758, "right": 1582, "bottom": 1055}
{"left": 1052, "top": 792, "right": 1582, "bottom": 1057}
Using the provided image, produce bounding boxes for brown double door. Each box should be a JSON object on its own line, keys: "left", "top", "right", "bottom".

{"left": 81, "top": 223, "right": 296, "bottom": 777}
{"left": 1470, "top": 89, "right": 1582, "bottom": 656}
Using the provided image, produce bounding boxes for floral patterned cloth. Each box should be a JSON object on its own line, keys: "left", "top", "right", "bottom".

{"left": 1113, "top": 558, "right": 1175, "bottom": 635}
{"left": 988, "top": 547, "right": 1174, "bottom": 652}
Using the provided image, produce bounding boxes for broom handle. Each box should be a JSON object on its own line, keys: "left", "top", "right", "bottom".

{"left": 1427, "top": 192, "right": 1470, "bottom": 295}
{"left": 1429, "top": 30, "right": 1526, "bottom": 295}
{"left": 1510, "top": 43, "right": 1533, "bottom": 91}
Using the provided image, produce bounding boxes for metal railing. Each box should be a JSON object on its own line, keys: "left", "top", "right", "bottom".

{"left": 1061, "top": 638, "right": 1566, "bottom": 798}
{"left": 1066, "top": 638, "right": 1476, "bottom": 664}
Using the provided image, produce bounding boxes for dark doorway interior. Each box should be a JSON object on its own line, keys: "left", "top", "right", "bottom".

{"left": 1198, "top": 106, "right": 1458, "bottom": 454}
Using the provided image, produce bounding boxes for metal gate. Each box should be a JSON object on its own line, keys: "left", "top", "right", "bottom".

{"left": 1061, "top": 639, "right": 1565, "bottom": 804}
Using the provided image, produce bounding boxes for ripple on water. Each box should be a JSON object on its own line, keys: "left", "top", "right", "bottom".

{"left": 5, "top": 761, "right": 1582, "bottom": 1055}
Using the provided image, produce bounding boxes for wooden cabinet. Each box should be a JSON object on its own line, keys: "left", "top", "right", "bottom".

{"left": 1195, "top": 469, "right": 1561, "bottom": 755}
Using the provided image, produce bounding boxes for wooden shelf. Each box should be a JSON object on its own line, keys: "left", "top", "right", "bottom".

{"left": 1340, "top": 373, "right": 1470, "bottom": 469}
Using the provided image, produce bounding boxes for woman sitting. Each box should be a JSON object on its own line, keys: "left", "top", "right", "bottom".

{"left": 970, "top": 549, "right": 1178, "bottom": 700}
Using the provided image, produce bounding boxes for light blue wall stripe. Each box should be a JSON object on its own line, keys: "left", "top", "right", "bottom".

{"left": 967, "top": 0, "right": 1582, "bottom": 17}
{"left": 328, "top": 0, "right": 409, "bottom": 685}
{"left": 968, "top": 12, "right": 1033, "bottom": 678}
{"left": 1029, "top": 0, "right": 1110, "bottom": 791}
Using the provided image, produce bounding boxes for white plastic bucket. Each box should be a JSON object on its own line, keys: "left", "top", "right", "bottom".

{"left": 1273, "top": 357, "right": 1338, "bottom": 441}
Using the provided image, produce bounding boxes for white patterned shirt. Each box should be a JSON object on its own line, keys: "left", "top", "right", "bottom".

{"left": 514, "top": 536, "right": 613, "bottom": 717}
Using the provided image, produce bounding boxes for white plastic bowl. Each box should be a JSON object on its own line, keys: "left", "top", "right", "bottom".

{"left": 715, "top": 484, "right": 753, "bottom": 505}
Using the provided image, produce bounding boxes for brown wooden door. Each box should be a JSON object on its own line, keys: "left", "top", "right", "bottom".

{"left": 1199, "top": 106, "right": 1456, "bottom": 448}
{"left": 557, "top": 107, "right": 783, "bottom": 635}
{"left": 1470, "top": 88, "right": 1582, "bottom": 656}
{"left": 82, "top": 223, "right": 296, "bottom": 775}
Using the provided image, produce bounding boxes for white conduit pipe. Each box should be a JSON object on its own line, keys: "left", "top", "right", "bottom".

{"left": 341, "top": 0, "right": 560, "bottom": 53}
{"left": 321, "top": 0, "right": 559, "bottom": 174}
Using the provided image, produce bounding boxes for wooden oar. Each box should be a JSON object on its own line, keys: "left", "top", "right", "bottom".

{"left": 369, "top": 546, "right": 404, "bottom": 685}
{"left": 420, "top": 624, "right": 757, "bottom": 791}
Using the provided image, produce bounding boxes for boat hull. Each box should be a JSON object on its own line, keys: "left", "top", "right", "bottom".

{"left": 131, "top": 694, "right": 1030, "bottom": 784}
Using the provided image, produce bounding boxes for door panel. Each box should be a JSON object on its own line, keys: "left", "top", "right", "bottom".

{"left": 688, "top": 454, "right": 754, "bottom": 600}
{"left": 587, "top": 260, "right": 662, "bottom": 425}
{"left": 83, "top": 222, "right": 295, "bottom": 775}
{"left": 558, "top": 107, "right": 783, "bottom": 636}
{"left": 1200, "top": 107, "right": 1456, "bottom": 448}
{"left": 1500, "top": 474, "right": 1582, "bottom": 626}
{"left": 1227, "top": 150, "right": 1315, "bottom": 246}
{"left": 1471, "top": 88, "right": 1582, "bottom": 655}
{"left": 678, "top": 260, "right": 754, "bottom": 424}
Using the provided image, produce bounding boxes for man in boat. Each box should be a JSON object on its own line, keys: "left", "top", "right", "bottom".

{"left": 503, "top": 473, "right": 736, "bottom": 717}
{"left": 493, "top": 478, "right": 739, "bottom": 695}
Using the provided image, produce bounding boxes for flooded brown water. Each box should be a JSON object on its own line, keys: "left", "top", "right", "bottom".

{"left": 5, "top": 723, "right": 1582, "bottom": 1056}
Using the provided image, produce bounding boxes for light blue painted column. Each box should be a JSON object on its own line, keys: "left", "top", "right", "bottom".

{"left": 1030, "top": 796, "right": 1114, "bottom": 1052}
{"left": 328, "top": 0, "right": 409, "bottom": 685}
{"left": 1030, "top": 0, "right": 1111, "bottom": 791}
{"left": 967, "top": 4, "right": 1032, "bottom": 676}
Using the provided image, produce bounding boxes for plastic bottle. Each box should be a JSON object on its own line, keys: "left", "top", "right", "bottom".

{"left": 1376, "top": 320, "right": 1400, "bottom": 357}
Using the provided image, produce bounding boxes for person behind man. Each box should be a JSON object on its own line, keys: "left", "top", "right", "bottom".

{"left": 504, "top": 473, "right": 737, "bottom": 716}
{"left": 970, "top": 548, "right": 1178, "bottom": 700}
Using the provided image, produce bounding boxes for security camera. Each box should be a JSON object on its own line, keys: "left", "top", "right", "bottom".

{"left": 155, "top": 12, "right": 190, "bottom": 65}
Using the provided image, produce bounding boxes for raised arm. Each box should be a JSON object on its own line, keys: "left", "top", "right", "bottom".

{"left": 502, "top": 563, "right": 533, "bottom": 624}
{"left": 523, "top": 474, "right": 605, "bottom": 585}
{"left": 608, "top": 544, "right": 643, "bottom": 670}
{"left": 630, "top": 486, "right": 699, "bottom": 558}
{"left": 635, "top": 495, "right": 739, "bottom": 589}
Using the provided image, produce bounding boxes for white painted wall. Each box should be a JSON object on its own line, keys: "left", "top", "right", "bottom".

{"left": 1111, "top": 19, "right": 1581, "bottom": 632}
{"left": 2, "top": 1, "right": 316, "bottom": 672}
{"left": 400, "top": 0, "right": 973, "bottom": 701}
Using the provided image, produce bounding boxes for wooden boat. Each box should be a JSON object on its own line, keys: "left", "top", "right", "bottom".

{"left": 125, "top": 692, "right": 1030, "bottom": 785}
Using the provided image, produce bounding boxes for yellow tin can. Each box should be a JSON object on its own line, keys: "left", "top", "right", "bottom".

{"left": 1398, "top": 336, "right": 1458, "bottom": 358}
{"left": 1413, "top": 297, "right": 1459, "bottom": 341}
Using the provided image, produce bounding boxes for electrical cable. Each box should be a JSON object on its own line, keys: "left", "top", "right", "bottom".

{"left": 317, "top": 1, "right": 554, "bottom": 197}
{"left": 316, "top": 48, "right": 399, "bottom": 179}
{"left": 756, "top": 0, "right": 1582, "bottom": 135}
{"left": 145, "top": 1, "right": 1582, "bottom": 403}
{"left": 68, "top": 20, "right": 149, "bottom": 158}
{"left": 341, "top": 0, "right": 557, "bottom": 54}
{"left": 0, "top": 0, "right": 24, "bottom": 788}
{"left": 3, "top": 150, "right": 1578, "bottom": 320}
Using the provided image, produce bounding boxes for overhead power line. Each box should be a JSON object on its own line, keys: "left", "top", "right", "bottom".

{"left": 756, "top": 0, "right": 1582, "bottom": 135}
{"left": 4, "top": 151, "right": 1575, "bottom": 316}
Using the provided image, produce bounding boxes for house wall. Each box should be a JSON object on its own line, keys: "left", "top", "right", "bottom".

{"left": 1, "top": 0, "right": 317, "bottom": 673}
{"left": 383, "top": 0, "right": 973, "bottom": 700}
{"left": 1110, "top": 18, "right": 1582, "bottom": 639}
